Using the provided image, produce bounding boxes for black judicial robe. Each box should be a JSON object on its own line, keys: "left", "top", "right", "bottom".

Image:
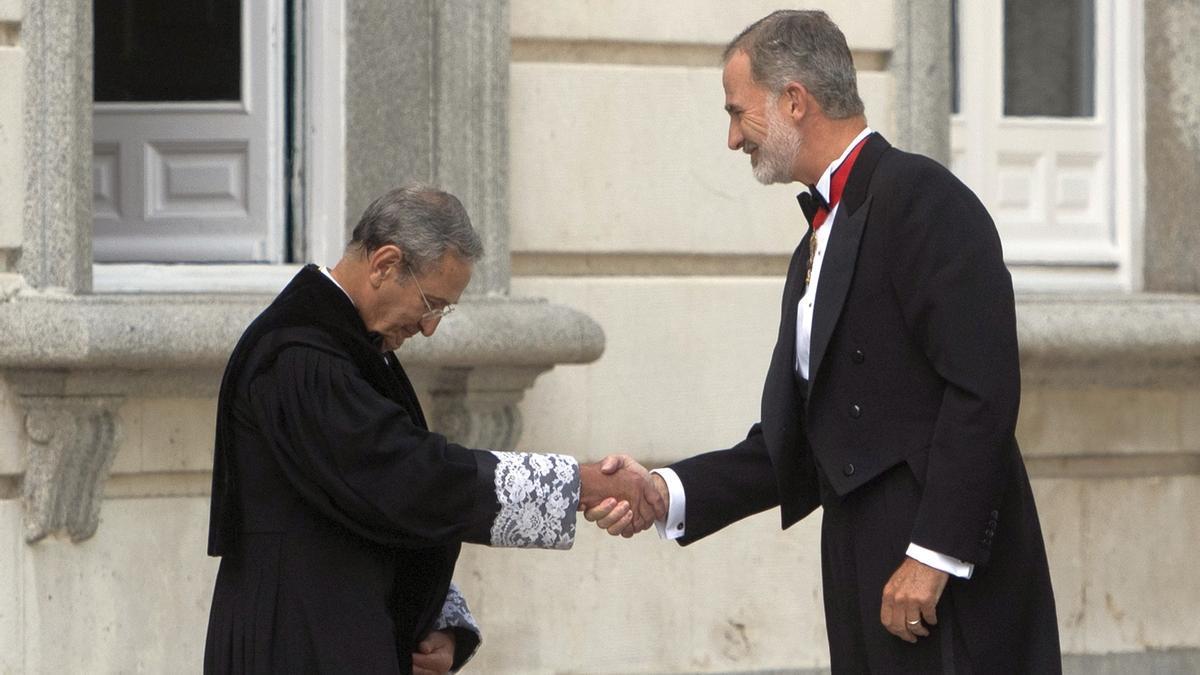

{"left": 667, "top": 135, "right": 1061, "bottom": 673}
{"left": 205, "top": 266, "right": 535, "bottom": 674}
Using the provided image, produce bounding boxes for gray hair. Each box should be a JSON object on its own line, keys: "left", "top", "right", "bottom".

{"left": 723, "top": 10, "right": 864, "bottom": 119}
{"left": 348, "top": 184, "right": 484, "bottom": 275}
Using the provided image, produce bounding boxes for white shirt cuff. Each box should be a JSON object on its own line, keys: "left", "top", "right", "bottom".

{"left": 649, "top": 468, "right": 687, "bottom": 540}
{"left": 907, "top": 543, "right": 974, "bottom": 579}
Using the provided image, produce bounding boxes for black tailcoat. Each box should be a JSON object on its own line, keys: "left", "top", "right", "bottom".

{"left": 668, "top": 134, "right": 1060, "bottom": 673}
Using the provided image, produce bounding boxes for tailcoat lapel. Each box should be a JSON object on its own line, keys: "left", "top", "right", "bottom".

{"left": 806, "top": 134, "right": 890, "bottom": 400}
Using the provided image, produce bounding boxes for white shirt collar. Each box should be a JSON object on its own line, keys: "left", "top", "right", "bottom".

{"left": 319, "top": 266, "right": 356, "bottom": 307}
{"left": 813, "top": 126, "right": 874, "bottom": 205}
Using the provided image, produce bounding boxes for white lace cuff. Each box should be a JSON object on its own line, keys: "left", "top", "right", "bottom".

{"left": 433, "top": 582, "right": 480, "bottom": 636}
{"left": 431, "top": 583, "right": 481, "bottom": 672}
{"left": 488, "top": 451, "right": 580, "bottom": 549}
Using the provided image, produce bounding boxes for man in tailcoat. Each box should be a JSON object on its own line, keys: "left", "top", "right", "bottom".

{"left": 588, "top": 10, "right": 1060, "bottom": 673}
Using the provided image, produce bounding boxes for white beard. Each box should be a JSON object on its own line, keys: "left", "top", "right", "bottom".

{"left": 752, "top": 103, "right": 803, "bottom": 185}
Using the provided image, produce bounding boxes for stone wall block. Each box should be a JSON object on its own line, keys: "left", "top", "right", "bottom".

{"left": 0, "top": 0, "right": 22, "bottom": 22}
{"left": 19, "top": 396, "right": 121, "bottom": 542}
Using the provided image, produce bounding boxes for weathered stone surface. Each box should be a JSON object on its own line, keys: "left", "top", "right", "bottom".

{"left": 422, "top": 365, "right": 545, "bottom": 451}
{"left": 20, "top": 0, "right": 91, "bottom": 292}
{"left": 1016, "top": 294, "right": 1200, "bottom": 386}
{"left": 1144, "top": 0, "right": 1200, "bottom": 292}
{"left": 21, "top": 497, "right": 217, "bottom": 673}
{"left": 510, "top": 0, "right": 894, "bottom": 51}
{"left": 1079, "top": 476, "right": 1200, "bottom": 652}
{"left": 343, "top": 0, "right": 433, "bottom": 240}
{"left": 18, "top": 395, "right": 120, "bottom": 542}
{"left": 1017, "top": 387, "right": 1186, "bottom": 457}
{"left": 454, "top": 508, "right": 829, "bottom": 672}
{"left": 0, "top": 0, "right": 21, "bottom": 22}
{"left": 0, "top": 293, "right": 605, "bottom": 371}
{"left": 435, "top": 0, "right": 512, "bottom": 295}
{"left": 509, "top": 64, "right": 892, "bottom": 257}
{"left": 0, "top": 46, "right": 23, "bottom": 260}
{"left": 0, "top": 501, "right": 20, "bottom": 673}
{"left": 891, "top": 0, "right": 951, "bottom": 162}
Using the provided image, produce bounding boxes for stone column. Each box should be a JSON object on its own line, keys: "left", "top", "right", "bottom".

{"left": 20, "top": 0, "right": 92, "bottom": 293}
{"left": 891, "top": 0, "right": 952, "bottom": 165}
{"left": 1143, "top": 0, "right": 1200, "bottom": 293}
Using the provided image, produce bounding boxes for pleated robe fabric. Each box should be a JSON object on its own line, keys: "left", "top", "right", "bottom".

{"left": 204, "top": 265, "right": 576, "bottom": 674}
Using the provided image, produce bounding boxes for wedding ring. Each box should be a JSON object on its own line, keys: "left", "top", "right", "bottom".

{"left": 906, "top": 619, "right": 921, "bottom": 625}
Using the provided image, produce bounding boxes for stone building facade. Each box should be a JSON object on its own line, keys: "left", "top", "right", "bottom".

{"left": 1, "top": 1, "right": 1197, "bottom": 672}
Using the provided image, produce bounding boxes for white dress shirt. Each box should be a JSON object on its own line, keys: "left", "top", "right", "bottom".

{"left": 654, "top": 128, "right": 973, "bottom": 579}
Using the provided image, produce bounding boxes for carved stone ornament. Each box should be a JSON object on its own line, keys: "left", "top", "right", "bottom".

{"left": 424, "top": 366, "right": 546, "bottom": 452}
{"left": 19, "top": 396, "right": 122, "bottom": 543}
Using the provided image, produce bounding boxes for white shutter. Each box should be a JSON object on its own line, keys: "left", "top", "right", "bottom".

{"left": 93, "top": 0, "right": 284, "bottom": 263}
{"left": 952, "top": 0, "right": 1139, "bottom": 288}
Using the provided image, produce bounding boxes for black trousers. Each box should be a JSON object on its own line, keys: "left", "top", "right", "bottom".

{"left": 818, "top": 460, "right": 973, "bottom": 674}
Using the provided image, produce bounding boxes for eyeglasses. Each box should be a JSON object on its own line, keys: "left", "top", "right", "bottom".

{"left": 407, "top": 266, "right": 456, "bottom": 322}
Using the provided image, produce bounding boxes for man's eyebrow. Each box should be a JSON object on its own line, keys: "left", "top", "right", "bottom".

{"left": 724, "top": 103, "right": 740, "bottom": 114}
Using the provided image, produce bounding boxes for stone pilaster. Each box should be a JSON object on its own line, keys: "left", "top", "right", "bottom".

{"left": 20, "top": 0, "right": 91, "bottom": 293}
{"left": 345, "top": 0, "right": 513, "bottom": 297}
{"left": 433, "top": 0, "right": 512, "bottom": 296}
{"left": 1143, "top": 0, "right": 1200, "bottom": 293}
{"left": 891, "top": 0, "right": 952, "bottom": 164}
{"left": 18, "top": 395, "right": 121, "bottom": 543}
{"left": 343, "top": 0, "right": 434, "bottom": 236}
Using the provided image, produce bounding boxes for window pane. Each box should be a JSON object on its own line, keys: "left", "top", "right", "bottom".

{"left": 1003, "top": 0, "right": 1095, "bottom": 117}
{"left": 95, "top": 0, "right": 241, "bottom": 102}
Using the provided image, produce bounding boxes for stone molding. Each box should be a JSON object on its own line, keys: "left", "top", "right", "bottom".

{"left": 16, "top": 394, "right": 121, "bottom": 543}
{"left": 1016, "top": 293, "right": 1200, "bottom": 386}
{"left": 3, "top": 290, "right": 1196, "bottom": 385}
{"left": 0, "top": 292, "right": 605, "bottom": 371}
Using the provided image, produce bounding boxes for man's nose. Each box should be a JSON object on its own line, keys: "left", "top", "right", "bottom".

{"left": 728, "top": 121, "right": 743, "bottom": 151}
{"left": 419, "top": 316, "right": 440, "bottom": 337}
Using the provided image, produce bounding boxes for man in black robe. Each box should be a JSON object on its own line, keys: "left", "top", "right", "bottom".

{"left": 586, "top": 11, "right": 1060, "bottom": 674}
{"left": 205, "top": 184, "right": 662, "bottom": 674}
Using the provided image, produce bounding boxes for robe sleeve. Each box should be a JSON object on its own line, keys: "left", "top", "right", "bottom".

{"left": 431, "top": 582, "right": 481, "bottom": 672}
{"left": 245, "top": 343, "right": 579, "bottom": 549}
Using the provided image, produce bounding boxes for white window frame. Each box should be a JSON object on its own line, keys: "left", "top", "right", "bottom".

{"left": 951, "top": 0, "right": 1144, "bottom": 292}
{"left": 93, "top": 0, "right": 347, "bottom": 293}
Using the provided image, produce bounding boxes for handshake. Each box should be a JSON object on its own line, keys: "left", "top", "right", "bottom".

{"left": 578, "top": 454, "right": 669, "bottom": 537}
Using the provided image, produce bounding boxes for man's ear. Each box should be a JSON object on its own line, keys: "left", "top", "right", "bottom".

{"left": 367, "top": 245, "right": 404, "bottom": 287}
{"left": 782, "top": 81, "right": 809, "bottom": 122}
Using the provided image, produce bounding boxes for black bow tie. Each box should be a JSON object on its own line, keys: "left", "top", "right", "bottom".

{"left": 796, "top": 186, "right": 829, "bottom": 226}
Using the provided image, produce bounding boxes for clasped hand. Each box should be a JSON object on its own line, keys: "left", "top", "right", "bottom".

{"left": 579, "top": 454, "right": 668, "bottom": 537}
